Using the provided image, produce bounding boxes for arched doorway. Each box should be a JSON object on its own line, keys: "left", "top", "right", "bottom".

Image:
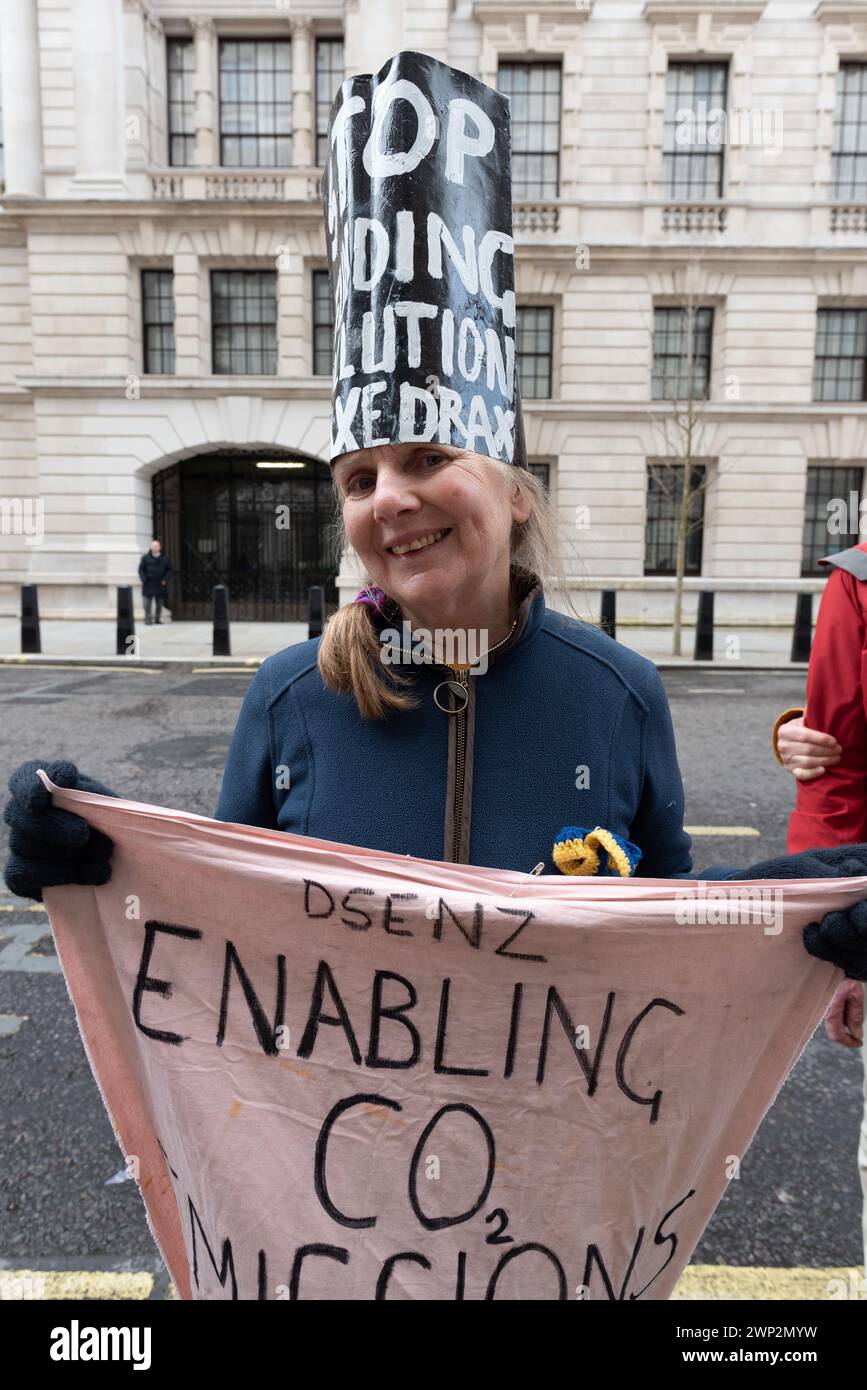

{"left": 152, "top": 448, "right": 339, "bottom": 621}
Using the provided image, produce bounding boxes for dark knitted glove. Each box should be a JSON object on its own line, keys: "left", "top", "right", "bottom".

{"left": 3, "top": 759, "right": 119, "bottom": 903}
{"left": 726, "top": 844, "right": 867, "bottom": 981}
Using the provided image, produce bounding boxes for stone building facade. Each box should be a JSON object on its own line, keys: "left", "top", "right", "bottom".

{"left": 1, "top": 0, "right": 866, "bottom": 631}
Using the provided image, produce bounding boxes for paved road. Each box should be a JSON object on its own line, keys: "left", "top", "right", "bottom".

{"left": 0, "top": 663, "right": 863, "bottom": 1291}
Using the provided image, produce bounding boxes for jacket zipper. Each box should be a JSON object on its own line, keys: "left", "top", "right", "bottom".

{"left": 430, "top": 603, "right": 523, "bottom": 863}
{"left": 450, "top": 667, "right": 469, "bottom": 863}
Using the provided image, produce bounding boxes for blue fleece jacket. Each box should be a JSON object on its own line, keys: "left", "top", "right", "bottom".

{"left": 214, "top": 577, "right": 710, "bottom": 880}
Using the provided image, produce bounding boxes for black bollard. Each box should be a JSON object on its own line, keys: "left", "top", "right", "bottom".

{"left": 790, "top": 592, "right": 813, "bottom": 663}
{"left": 116, "top": 585, "right": 135, "bottom": 656}
{"left": 693, "top": 590, "right": 714, "bottom": 661}
{"left": 213, "top": 584, "right": 231, "bottom": 657}
{"left": 600, "top": 589, "right": 616, "bottom": 639}
{"left": 21, "top": 584, "right": 41, "bottom": 654}
{"left": 308, "top": 585, "right": 325, "bottom": 640}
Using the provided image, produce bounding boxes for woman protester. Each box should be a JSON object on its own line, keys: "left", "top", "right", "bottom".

{"left": 5, "top": 56, "right": 867, "bottom": 1082}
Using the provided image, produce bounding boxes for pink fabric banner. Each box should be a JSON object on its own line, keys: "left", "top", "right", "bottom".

{"left": 38, "top": 769, "right": 867, "bottom": 1301}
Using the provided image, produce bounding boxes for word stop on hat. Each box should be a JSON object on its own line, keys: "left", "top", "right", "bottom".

{"left": 321, "top": 51, "right": 529, "bottom": 470}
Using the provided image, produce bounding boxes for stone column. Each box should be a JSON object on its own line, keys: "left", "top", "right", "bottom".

{"left": 344, "top": 0, "right": 403, "bottom": 80}
{"left": 172, "top": 247, "right": 202, "bottom": 375}
{"left": 192, "top": 16, "right": 217, "bottom": 167}
{"left": 69, "top": 0, "right": 127, "bottom": 195}
{"left": 122, "top": 0, "right": 151, "bottom": 172}
{"left": 0, "top": 0, "right": 44, "bottom": 197}
{"left": 291, "top": 16, "right": 314, "bottom": 168}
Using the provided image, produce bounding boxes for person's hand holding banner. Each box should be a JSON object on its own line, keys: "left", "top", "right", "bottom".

{"left": 3, "top": 759, "right": 118, "bottom": 903}
{"left": 722, "top": 844, "right": 867, "bottom": 980}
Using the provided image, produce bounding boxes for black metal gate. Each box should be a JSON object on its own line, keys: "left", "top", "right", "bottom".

{"left": 152, "top": 450, "right": 340, "bottom": 620}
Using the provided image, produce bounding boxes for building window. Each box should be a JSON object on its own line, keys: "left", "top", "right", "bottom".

{"left": 312, "top": 270, "right": 333, "bottom": 375}
{"left": 497, "top": 61, "right": 561, "bottom": 199}
{"left": 802, "top": 465, "right": 863, "bottom": 576}
{"left": 219, "top": 40, "right": 292, "bottom": 167}
{"left": 528, "top": 462, "right": 550, "bottom": 492}
{"left": 167, "top": 38, "right": 195, "bottom": 167}
{"left": 831, "top": 64, "right": 867, "bottom": 200}
{"left": 813, "top": 308, "right": 867, "bottom": 401}
{"left": 316, "top": 38, "right": 344, "bottom": 166}
{"left": 652, "top": 306, "right": 713, "bottom": 400}
{"left": 663, "top": 61, "right": 728, "bottom": 199}
{"left": 644, "top": 463, "right": 706, "bottom": 576}
{"left": 517, "top": 306, "right": 554, "bottom": 399}
{"left": 211, "top": 270, "right": 277, "bottom": 374}
{"left": 142, "top": 270, "right": 176, "bottom": 374}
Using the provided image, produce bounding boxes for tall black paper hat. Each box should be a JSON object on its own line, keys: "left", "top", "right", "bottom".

{"left": 321, "top": 51, "right": 528, "bottom": 470}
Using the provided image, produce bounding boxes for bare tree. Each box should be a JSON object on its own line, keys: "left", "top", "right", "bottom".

{"left": 642, "top": 254, "right": 738, "bottom": 656}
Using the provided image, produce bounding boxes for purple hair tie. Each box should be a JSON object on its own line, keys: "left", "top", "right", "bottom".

{"left": 352, "top": 585, "right": 389, "bottom": 616}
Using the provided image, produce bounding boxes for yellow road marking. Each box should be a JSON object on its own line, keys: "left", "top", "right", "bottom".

{"left": 673, "top": 1265, "right": 864, "bottom": 1300}
{"left": 0, "top": 661, "right": 163, "bottom": 672}
{"left": 0, "top": 904, "right": 46, "bottom": 913}
{"left": 0, "top": 1270, "right": 161, "bottom": 1300}
{"left": 0, "top": 1266, "right": 861, "bottom": 1301}
{"left": 685, "top": 826, "right": 761, "bottom": 837}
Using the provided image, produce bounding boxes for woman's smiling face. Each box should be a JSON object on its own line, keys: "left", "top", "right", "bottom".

{"left": 333, "top": 443, "right": 530, "bottom": 616}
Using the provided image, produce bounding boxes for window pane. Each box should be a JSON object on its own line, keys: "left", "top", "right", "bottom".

{"left": 312, "top": 269, "right": 334, "bottom": 374}
{"left": 211, "top": 271, "right": 278, "bottom": 374}
{"left": 528, "top": 462, "right": 550, "bottom": 492}
{"left": 831, "top": 64, "right": 867, "bottom": 198}
{"left": 644, "top": 464, "right": 706, "bottom": 575}
{"left": 517, "top": 306, "right": 553, "bottom": 398}
{"left": 497, "top": 62, "right": 561, "bottom": 198}
{"left": 801, "top": 465, "right": 863, "bottom": 574}
{"left": 142, "top": 270, "right": 176, "bottom": 374}
{"left": 167, "top": 39, "right": 195, "bottom": 168}
{"left": 219, "top": 39, "right": 293, "bottom": 167}
{"left": 652, "top": 306, "right": 713, "bottom": 400}
{"left": 663, "top": 61, "right": 728, "bottom": 198}
{"left": 813, "top": 308, "right": 867, "bottom": 401}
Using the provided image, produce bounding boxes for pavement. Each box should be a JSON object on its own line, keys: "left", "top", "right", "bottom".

{"left": 0, "top": 615, "right": 310, "bottom": 666}
{"left": 0, "top": 614, "right": 807, "bottom": 668}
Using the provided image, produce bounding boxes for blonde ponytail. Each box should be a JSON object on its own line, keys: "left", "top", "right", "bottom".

{"left": 317, "top": 585, "right": 421, "bottom": 721}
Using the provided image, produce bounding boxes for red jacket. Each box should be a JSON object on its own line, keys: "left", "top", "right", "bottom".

{"left": 788, "top": 542, "right": 867, "bottom": 852}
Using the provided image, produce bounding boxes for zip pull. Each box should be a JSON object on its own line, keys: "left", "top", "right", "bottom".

{"left": 505, "top": 861, "right": 545, "bottom": 897}
{"left": 433, "top": 664, "right": 470, "bottom": 714}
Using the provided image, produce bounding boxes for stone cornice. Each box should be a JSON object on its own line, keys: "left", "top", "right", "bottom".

{"left": 643, "top": 1, "right": 766, "bottom": 22}
{"left": 814, "top": 2, "right": 867, "bottom": 24}
{"left": 14, "top": 377, "right": 332, "bottom": 399}
{"left": 0, "top": 198, "right": 323, "bottom": 223}
{"left": 472, "top": 0, "right": 591, "bottom": 21}
{"left": 10, "top": 380, "right": 867, "bottom": 428}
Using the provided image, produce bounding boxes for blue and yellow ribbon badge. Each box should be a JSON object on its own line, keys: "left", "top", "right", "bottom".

{"left": 552, "top": 825, "right": 643, "bottom": 878}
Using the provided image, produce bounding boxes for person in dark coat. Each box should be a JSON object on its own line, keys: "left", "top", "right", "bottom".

{"left": 138, "top": 539, "right": 172, "bottom": 625}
